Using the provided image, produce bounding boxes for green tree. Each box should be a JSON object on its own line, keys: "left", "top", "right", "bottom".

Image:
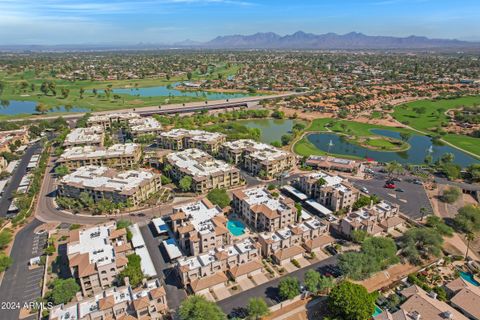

{"left": 0, "top": 229, "right": 12, "bottom": 250}
{"left": 54, "top": 165, "right": 70, "bottom": 177}
{"left": 454, "top": 205, "right": 480, "bottom": 259}
{"left": 328, "top": 281, "right": 376, "bottom": 320}
{"left": 207, "top": 188, "right": 231, "bottom": 208}
{"left": 351, "top": 229, "right": 368, "bottom": 243}
{"left": 46, "top": 278, "right": 80, "bottom": 305}
{"left": 246, "top": 297, "right": 270, "bottom": 320}
{"left": 467, "top": 164, "right": 480, "bottom": 182}
{"left": 178, "top": 295, "right": 226, "bottom": 320}
{"left": 399, "top": 227, "right": 443, "bottom": 265}
{"left": 440, "top": 186, "right": 461, "bottom": 203}
{"left": 278, "top": 276, "right": 300, "bottom": 300}
{"left": 386, "top": 161, "right": 403, "bottom": 178}
{"left": 119, "top": 254, "right": 144, "bottom": 287}
{"left": 35, "top": 102, "right": 51, "bottom": 114}
{"left": 0, "top": 254, "right": 13, "bottom": 272}
{"left": 426, "top": 215, "right": 453, "bottom": 237}
{"left": 179, "top": 176, "right": 193, "bottom": 192}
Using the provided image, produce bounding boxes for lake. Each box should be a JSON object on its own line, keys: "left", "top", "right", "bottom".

{"left": 306, "top": 129, "right": 479, "bottom": 167}
{"left": 108, "top": 83, "right": 251, "bottom": 100}
{"left": 0, "top": 100, "right": 88, "bottom": 115}
{"left": 239, "top": 118, "right": 298, "bottom": 143}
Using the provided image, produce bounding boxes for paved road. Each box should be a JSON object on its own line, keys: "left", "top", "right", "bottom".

{"left": 0, "top": 141, "right": 43, "bottom": 217}
{"left": 217, "top": 255, "right": 338, "bottom": 317}
{"left": 351, "top": 176, "right": 432, "bottom": 219}
{"left": 8, "top": 92, "right": 306, "bottom": 123}
{"left": 0, "top": 219, "right": 45, "bottom": 320}
{"left": 139, "top": 224, "right": 186, "bottom": 310}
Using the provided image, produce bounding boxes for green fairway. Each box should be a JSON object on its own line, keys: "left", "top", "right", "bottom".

{"left": 293, "top": 135, "right": 363, "bottom": 160}
{"left": 392, "top": 96, "right": 480, "bottom": 156}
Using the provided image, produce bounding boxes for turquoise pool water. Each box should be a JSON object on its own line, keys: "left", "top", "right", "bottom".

{"left": 372, "top": 305, "right": 383, "bottom": 317}
{"left": 227, "top": 220, "right": 246, "bottom": 236}
{"left": 460, "top": 271, "right": 480, "bottom": 286}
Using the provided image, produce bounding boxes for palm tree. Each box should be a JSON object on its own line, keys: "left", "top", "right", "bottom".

{"left": 465, "top": 232, "right": 475, "bottom": 260}
{"left": 420, "top": 207, "right": 429, "bottom": 221}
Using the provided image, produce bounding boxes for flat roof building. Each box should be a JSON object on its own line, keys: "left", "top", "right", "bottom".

{"left": 221, "top": 139, "right": 296, "bottom": 179}
{"left": 87, "top": 112, "right": 141, "bottom": 129}
{"left": 58, "top": 166, "right": 161, "bottom": 207}
{"left": 158, "top": 129, "right": 226, "bottom": 155}
{"left": 166, "top": 148, "right": 241, "bottom": 193}
{"left": 67, "top": 222, "right": 133, "bottom": 296}
{"left": 232, "top": 186, "right": 297, "bottom": 232}
{"left": 298, "top": 171, "right": 359, "bottom": 211}
{"left": 170, "top": 198, "right": 231, "bottom": 256}
{"left": 305, "top": 155, "right": 362, "bottom": 173}
{"left": 128, "top": 117, "right": 163, "bottom": 139}
{"left": 64, "top": 126, "right": 105, "bottom": 147}
{"left": 58, "top": 143, "right": 142, "bottom": 170}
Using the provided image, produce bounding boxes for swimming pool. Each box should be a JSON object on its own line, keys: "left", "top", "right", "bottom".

{"left": 372, "top": 305, "right": 383, "bottom": 317}
{"left": 460, "top": 271, "right": 480, "bottom": 286}
{"left": 227, "top": 220, "right": 246, "bottom": 236}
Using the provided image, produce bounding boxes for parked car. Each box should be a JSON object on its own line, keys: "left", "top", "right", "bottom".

{"left": 360, "top": 187, "right": 369, "bottom": 194}
{"left": 325, "top": 245, "right": 338, "bottom": 255}
{"left": 413, "top": 179, "right": 423, "bottom": 185}
{"left": 395, "top": 188, "right": 405, "bottom": 192}
{"left": 384, "top": 183, "right": 396, "bottom": 189}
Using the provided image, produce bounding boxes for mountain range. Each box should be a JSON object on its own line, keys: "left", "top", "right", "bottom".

{"left": 1, "top": 31, "right": 479, "bottom": 52}
{"left": 198, "top": 31, "right": 479, "bottom": 49}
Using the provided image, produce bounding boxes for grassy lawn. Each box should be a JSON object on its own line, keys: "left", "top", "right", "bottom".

{"left": 0, "top": 63, "right": 255, "bottom": 119}
{"left": 371, "top": 111, "right": 383, "bottom": 119}
{"left": 392, "top": 96, "right": 480, "bottom": 156}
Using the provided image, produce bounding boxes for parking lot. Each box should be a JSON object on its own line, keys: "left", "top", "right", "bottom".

{"left": 351, "top": 176, "right": 432, "bottom": 220}
{"left": 22, "top": 231, "right": 48, "bottom": 304}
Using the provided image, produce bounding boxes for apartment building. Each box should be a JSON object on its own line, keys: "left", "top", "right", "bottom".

{"left": 87, "top": 112, "right": 141, "bottom": 129}
{"left": 176, "top": 238, "right": 262, "bottom": 294}
{"left": 58, "top": 166, "right": 161, "bottom": 207}
{"left": 58, "top": 143, "right": 142, "bottom": 170}
{"left": 339, "top": 200, "right": 404, "bottom": 237}
{"left": 64, "top": 126, "right": 105, "bottom": 147}
{"left": 49, "top": 278, "right": 168, "bottom": 320}
{"left": 220, "top": 139, "right": 296, "bottom": 178}
{"left": 170, "top": 198, "right": 231, "bottom": 256}
{"left": 158, "top": 129, "right": 226, "bottom": 154}
{"left": 0, "top": 128, "right": 29, "bottom": 153}
{"left": 258, "top": 215, "right": 330, "bottom": 257}
{"left": 67, "top": 222, "right": 133, "bottom": 296}
{"left": 305, "top": 155, "right": 362, "bottom": 173}
{"left": 297, "top": 171, "right": 359, "bottom": 211}
{"left": 128, "top": 117, "right": 163, "bottom": 140}
{"left": 232, "top": 186, "right": 297, "bottom": 232}
{"left": 166, "top": 148, "right": 241, "bottom": 193}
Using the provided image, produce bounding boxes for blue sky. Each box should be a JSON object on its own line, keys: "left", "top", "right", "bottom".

{"left": 0, "top": 0, "right": 479, "bottom": 44}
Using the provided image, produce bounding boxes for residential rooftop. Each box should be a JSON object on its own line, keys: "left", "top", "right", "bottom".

{"left": 60, "top": 143, "right": 140, "bottom": 160}
{"left": 64, "top": 126, "right": 104, "bottom": 145}
{"left": 173, "top": 199, "right": 223, "bottom": 235}
{"left": 61, "top": 166, "right": 157, "bottom": 196}
{"left": 160, "top": 128, "right": 225, "bottom": 143}
{"left": 128, "top": 117, "right": 162, "bottom": 133}
{"left": 223, "top": 139, "right": 292, "bottom": 161}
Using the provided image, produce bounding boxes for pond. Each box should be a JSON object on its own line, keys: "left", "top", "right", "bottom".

{"left": 107, "top": 82, "right": 252, "bottom": 100}
{"left": 306, "top": 129, "right": 479, "bottom": 167}
{"left": 239, "top": 118, "right": 299, "bottom": 143}
{"left": 0, "top": 100, "right": 88, "bottom": 115}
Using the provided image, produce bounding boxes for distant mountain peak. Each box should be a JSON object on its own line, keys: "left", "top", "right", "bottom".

{"left": 203, "top": 31, "right": 479, "bottom": 49}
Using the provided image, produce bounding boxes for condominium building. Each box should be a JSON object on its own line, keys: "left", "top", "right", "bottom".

{"left": 220, "top": 140, "right": 296, "bottom": 178}
{"left": 297, "top": 171, "right": 359, "bottom": 211}
{"left": 58, "top": 143, "right": 142, "bottom": 170}
{"left": 0, "top": 128, "right": 29, "bottom": 153}
{"left": 58, "top": 166, "right": 161, "bottom": 207}
{"left": 166, "top": 148, "right": 241, "bottom": 193}
{"left": 170, "top": 198, "right": 231, "bottom": 256}
{"left": 176, "top": 238, "right": 262, "bottom": 294}
{"left": 128, "top": 117, "right": 163, "bottom": 140}
{"left": 232, "top": 186, "right": 297, "bottom": 232}
{"left": 67, "top": 222, "right": 133, "bottom": 296}
{"left": 305, "top": 155, "right": 362, "bottom": 173}
{"left": 87, "top": 112, "right": 141, "bottom": 129}
{"left": 339, "top": 200, "right": 403, "bottom": 237}
{"left": 258, "top": 215, "right": 330, "bottom": 257}
{"left": 64, "top": 126, "right": 105, "bottom": 147}
{"left": 49, "top": 278, "right": 168, "bottom": 320}
{"left": 158, "top": 129, "right": 226, "bottom": 154}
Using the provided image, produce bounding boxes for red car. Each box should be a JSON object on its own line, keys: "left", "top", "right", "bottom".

{"left": 384, "top": 183, "right": 396, "bottom": 189}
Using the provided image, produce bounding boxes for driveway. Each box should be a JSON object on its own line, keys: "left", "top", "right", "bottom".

{"left": 218, "top": 255, "right": 338, "bottom": 316}
{"left": 0, "top": 219, "right": 44, "bottom": 320}
{"left": 238, "top": 278, "right": 255, "bottom": 291}
{"left": 213, "top": 285, "right": 231, "bottom": 301}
